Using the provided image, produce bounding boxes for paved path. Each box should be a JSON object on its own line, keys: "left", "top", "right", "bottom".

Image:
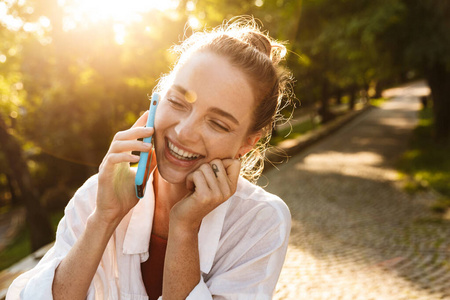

{"left": 264, "top": 81, "right": 450, "bottom": 299}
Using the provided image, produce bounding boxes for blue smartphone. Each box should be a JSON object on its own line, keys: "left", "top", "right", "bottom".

{"left": 135, "top": 92, "right": 160, "bottom": 198}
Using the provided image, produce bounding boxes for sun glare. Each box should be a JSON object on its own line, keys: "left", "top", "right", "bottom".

{"left": 59, "top": 0, "right": 178, "bottom": 24}
{"left": 0, "top": 0, "right": 181, "bottom": 45}
{"left": 56, "top": 0, "right": 179, "bottom": 44}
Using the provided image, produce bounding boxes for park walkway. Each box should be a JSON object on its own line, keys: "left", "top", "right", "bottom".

{"left": 265, "top": 81, "right": 450, "bottom": 299}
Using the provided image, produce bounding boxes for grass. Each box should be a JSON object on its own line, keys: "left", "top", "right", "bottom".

{"left": 270, "top": 118, "right": 319, "bottom": 145}
{"left": 0, "top": 210, "right": 64, "bottom": 271}
{"left": 0, "top": 226, "right": 31, "bottom": 270}
{"left": 369, "top": 97, "right": 388, "bottom": 107}
{"left": 398, "top": 107, "right": 450, "bottom": 213}
{"left": 270, "top": 98, "right": 383, "bottom": 146}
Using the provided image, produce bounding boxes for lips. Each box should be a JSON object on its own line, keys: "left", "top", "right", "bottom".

{"left": 167, "top": 139, "right": 202, "bottom": 161}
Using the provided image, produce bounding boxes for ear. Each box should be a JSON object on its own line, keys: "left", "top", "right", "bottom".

{"left": 236, "top": 132, "right": 262, "bottom": 159}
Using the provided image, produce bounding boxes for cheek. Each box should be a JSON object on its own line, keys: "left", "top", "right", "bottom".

{"left": 203, "top": 133, "right": 243, "bottom": 158}
{"left": 154, "top": 104, "right": 172, "bottom": 131}
{"left": 153, "top": 106, "right": 171, "bottom": 146}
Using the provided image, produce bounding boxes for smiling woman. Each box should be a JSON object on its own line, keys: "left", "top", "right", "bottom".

{"left": 7, "top": 17, "right": 294, "bottom": 300}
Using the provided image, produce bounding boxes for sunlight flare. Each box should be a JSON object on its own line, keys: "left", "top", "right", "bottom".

{"left": 59, "top": 0, "right": 178, "bottom": 24}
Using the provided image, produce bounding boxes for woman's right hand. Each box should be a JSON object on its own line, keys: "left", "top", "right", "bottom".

{"left": 95, "top": 111, "right": 154, "bottom": 226}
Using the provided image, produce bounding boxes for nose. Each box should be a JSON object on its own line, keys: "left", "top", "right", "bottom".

{"left": 174, "top": 114, "right": 201, "bottom": 144}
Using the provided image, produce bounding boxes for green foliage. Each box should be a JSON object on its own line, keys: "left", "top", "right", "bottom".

{"left": 379, "top": 1, "right": 450, "bottom": 70}
{"left": 398, "top": 108, "right": 450, "bottom": 210}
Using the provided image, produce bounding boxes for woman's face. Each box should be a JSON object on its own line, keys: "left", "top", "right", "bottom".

{"left": 154, "top": 51, "right": 259, "bottom": 184}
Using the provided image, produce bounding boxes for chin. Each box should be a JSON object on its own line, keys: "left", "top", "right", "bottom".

{"left": 154, "top": 153, "right": 193, "bottom": 185}
{"left": 156, "top": 167, "right": 187, "bottom": 185}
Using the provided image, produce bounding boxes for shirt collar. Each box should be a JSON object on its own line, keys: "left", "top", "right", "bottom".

{"left": 122, "top": 169, "right": 231, "bottom": 274}
{"left": 122, "top": 171, "right": 155, "bottom": 256}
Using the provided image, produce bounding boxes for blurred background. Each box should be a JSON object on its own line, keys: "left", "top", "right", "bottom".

{"left": 0, "top": 0, "right": 449, "bottom": 295}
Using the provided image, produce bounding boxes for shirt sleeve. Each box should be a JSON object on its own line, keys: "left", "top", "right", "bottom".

{"left": 190, "top": 200, "right": 291, "bottom": 300}
{"left": 155, "top": 277, "right": 212, "bottom": 300}
{"left": 185, "top": 276, "right": 212, "bottom": 300}
{"left": 6, "top": 175, "right": 99, "bottom": 300}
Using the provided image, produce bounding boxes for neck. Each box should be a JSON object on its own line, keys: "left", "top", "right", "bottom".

{"left": 151, "top": 169, "right": 190, "bottom": 239}
{"left": 153, "top": 169, "right": 190, "bottom": 214}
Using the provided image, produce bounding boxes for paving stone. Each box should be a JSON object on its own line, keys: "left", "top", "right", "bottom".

{"left": 265, "top": 82, "right": 450, "bottom": 299}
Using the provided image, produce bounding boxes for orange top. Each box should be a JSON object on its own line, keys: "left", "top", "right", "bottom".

{"left": 141, "top": 233, "right": 168, "bottom": 300}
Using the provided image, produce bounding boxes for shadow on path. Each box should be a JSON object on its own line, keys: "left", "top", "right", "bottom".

{"left": 265, "top": 81, "right": 450, "bottom": 300}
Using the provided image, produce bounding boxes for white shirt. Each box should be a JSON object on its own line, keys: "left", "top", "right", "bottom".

{"left": 7, "top": 172, "right": 290, "bottom": 300}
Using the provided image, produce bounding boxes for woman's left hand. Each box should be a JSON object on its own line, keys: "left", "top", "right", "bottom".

{"left": 169, "top": 158, "right": 241, "bottom": 232}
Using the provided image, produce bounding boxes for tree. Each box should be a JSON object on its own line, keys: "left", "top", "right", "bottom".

{"left": 376, "top": 0, "right": 450, "bottom": 142}
{"left": 0, "top": 114, "right": 54, "bottom": 251}
{"left": 0, "top": 1, "right": 55, "bottom": 250}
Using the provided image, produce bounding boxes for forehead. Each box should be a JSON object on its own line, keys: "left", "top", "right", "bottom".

{"left": 172, "top": 52, "right": 255, "bottom": 122}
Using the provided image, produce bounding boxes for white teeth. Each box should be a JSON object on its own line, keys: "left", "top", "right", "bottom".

{"left": 168, "top": 140, "right": 200, "bottom": 160}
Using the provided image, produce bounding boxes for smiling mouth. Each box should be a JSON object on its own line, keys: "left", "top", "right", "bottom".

{"left": 167, "top": 140, "right": 202, "bottom": 161}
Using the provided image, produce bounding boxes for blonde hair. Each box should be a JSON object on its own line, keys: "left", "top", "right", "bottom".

{"left": 156, "top": 17, "right": 294, "bottom": 182}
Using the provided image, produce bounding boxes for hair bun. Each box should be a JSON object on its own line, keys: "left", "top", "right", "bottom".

{"left": 244, "top": 31, "right": 272, "bottom": 58}
{"left": 238, "top": 30, "right": 286, "bottom": 65}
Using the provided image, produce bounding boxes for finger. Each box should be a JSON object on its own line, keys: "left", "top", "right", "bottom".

{"left": 131, "top": 110, "right": 149, "bottom": 128}
{"left": 185, "top": 172, "right": 195, "bottom": 191}
{"left": 222, "top": 158, "right": 241, "bottom": 186}
{"left": 109, "top": 140, "right": 152, "bottom": 154}
{"left": 101, "top": 153, "right": 140, "bottom": 173}
{"left": 209, "top": 160, "right": 233, "bottom": 197}
{"left": 186, "top": 170, "right": 209, "bottom": 195}
{"left": 198, "top": 163, "right": 220, "bottom": 189}
{"left": 114, "top": 127, "right": 154, "bottom": 141}
{"left": 196, "top": 163, "right": 226, "bottom": 203}
{"left": 108, "top": 153, "right": 140, "bottom": 165}
{"left": 185, "top": 170, "right": 206, "bottom": 192}
{"left": 222, "top": 158, "right": 240, "bottom": 169}
{"left": 211, "top": 163, "right": 219, "bottom": 178}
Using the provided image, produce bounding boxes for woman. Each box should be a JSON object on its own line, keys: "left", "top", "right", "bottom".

{"left": 7, "top": 17, "right": 293, "bottom": 300}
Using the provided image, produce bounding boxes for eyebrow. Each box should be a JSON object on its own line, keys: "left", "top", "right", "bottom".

{"left": 208, "top": 107, "right": 240, "bottom": 126}
{"left": 172, "top": 84, "right": 187, "bottom": 95}
{"left": 171, "top": 84, "right": 240, "bottom": 126}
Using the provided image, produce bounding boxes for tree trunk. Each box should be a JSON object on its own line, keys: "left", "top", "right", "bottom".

{"left": 349, "top": 86, "right": 357, "bottom": 111}
{"left": 335, "top": 88, "right": 343, "bottom": 105}
{"left": 318, "top": 79, "right": 334, "bottom": 123}
{"left": 426, "top": 63, "right": 450, "bottom": 143}
{"left": 374, "top": 80, "right": 385, "bottom": 98}
{"left": 0, "top": 115, "right": 54, "bottom": 251}
{"left": 6, "top": 174, "right": 21, "bottom": 206}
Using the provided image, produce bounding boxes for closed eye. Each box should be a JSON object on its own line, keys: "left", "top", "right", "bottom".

{"left": 167, "top": 97, "right": 186, "bottom": 110}
{"left": 210, "top": 120, "right": 230, "bottom": 132}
